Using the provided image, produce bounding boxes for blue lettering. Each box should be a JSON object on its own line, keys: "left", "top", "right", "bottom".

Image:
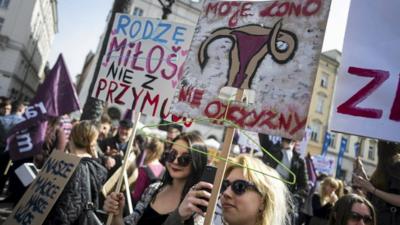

{"left": 143, "top": 20, "right": 154, "bottom": 40}
{"left": 172, "top": 26, "right": 187, "bottom": 45}
{"left": 115, "top": 15, "right": 131, "bottom": 35}
{"left": 153, "top": 22, "right": 170, "bottom": 44}
{"left": 129, "top": 20, "right": 142, "bottom": 39}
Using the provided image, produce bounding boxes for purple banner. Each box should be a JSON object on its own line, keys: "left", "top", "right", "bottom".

{"left": 8, "top": 54, "right": 80, "bottom": 160}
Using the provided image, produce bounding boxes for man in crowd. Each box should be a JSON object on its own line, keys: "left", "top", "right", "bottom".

{"left": 0, "top": 100, "right": 26, "bottom": 203}
{"left": 98, "top": 119, "right": 133, "bottom": 176}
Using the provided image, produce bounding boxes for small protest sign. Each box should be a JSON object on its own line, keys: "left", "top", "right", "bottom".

{"left": 312, "top": 155, "right": 335, "bottom": 176}
{"left": 92, "top": 14, "right": 194, "bottom": 116}
{"left": 171, "top": 0, "right": 332, "bottom": 140}
{"left": 330, "top": 0, "right": 400, "bottom": 142}
{"left": 5, "top": 151, "right": 80, "bottom": 225}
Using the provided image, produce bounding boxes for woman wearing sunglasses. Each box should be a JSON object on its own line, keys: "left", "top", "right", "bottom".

{"left": 104, "top": 132, "right": 208, "bottom": 225}
{"left": 329, "top": 194, "right": 376, "bottom": 225}
{"left": 174, "top": 154, "right": 291, "bottom": 225}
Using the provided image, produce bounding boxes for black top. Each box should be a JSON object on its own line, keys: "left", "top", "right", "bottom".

{"left": 136, "top": 205, "right": 169, "bottom": 225}
{"left": 312, "top": 193, "right": 333, "bottom": 220}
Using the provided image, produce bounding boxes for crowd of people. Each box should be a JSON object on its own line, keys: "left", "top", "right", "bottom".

{"left": 0, "top": 95, "right": 399, "bottom": 225}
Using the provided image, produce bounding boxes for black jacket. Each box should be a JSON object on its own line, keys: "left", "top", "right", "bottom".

{"left": 98, "top": 135, "right": 127, "bottom": 175}
{"left": 259, "top": 133, "right": 308, "bottom": 196}
{"left": 43, "top": 157, "right": 108, "bottom": 225}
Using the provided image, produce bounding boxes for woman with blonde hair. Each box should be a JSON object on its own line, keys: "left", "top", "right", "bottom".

{"left": 175, "top": 154, "right": 292, "bottom": 225}
{"left": 44, "top": 120, "right": 108, "bottom": 225}
{"left": 309, "top": 176, "right": 339, "bottom": 225}
{"left": 131, "top": 137, "right": 165, "bottom": 204}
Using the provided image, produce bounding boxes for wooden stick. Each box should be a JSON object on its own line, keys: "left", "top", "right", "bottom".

{"left": 106, "top": 111, "right": 141, "bottom": 225}
{"left": 204, "top": 89, "right": 244, "bottom": 225}
{"left": 123, "top": 170, "right": 133, "bottom": 214}
{"left": 4, "top": 160, "right": 12, "bottom": 175}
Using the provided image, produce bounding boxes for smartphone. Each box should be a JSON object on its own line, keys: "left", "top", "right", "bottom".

{"left": 198, "top": 165, "right": 217, "bottom": 212}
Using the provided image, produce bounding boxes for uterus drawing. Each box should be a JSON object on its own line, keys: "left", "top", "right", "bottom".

{"left": 198, "top": 20, "right": 297, "bottom": 90}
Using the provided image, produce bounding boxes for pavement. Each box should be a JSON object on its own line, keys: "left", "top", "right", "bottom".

{"left": 0, "top": 196, "right": 14, "bottom": 225}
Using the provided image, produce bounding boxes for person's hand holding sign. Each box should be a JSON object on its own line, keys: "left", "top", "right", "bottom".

{"left": 104, "top": 192, "right": 125, "bottom": 225}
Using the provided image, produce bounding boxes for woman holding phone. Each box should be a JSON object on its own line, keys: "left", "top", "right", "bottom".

{"left": 176, "top": 154, "right": 292, "bottom": 225}
{"left": 104, "top": 132, "right": 208, "bottom": 225}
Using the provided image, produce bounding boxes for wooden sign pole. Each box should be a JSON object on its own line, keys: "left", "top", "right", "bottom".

{"left": 106, "top": 111, "right": 141, "bottom": 225}
{"left": 124, "top": 170, "right": 133, "bottom": 214}
{"left": 204, "top": 89, "right": 244, "bottom": 225}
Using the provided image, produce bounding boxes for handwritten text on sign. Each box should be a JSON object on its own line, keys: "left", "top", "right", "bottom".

{"left": 330, "top": 0, "right": 400, "bottom": 142}
{"left": 171, "top": 0, "right": 331, "bottom": 140}
{"left": 92, "top": 14, "right": 193, "bottom": 117}
{"left": 5, "top": 151, "right": 80, "bottom": 225}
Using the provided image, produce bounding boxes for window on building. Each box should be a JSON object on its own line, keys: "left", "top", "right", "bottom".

{"left": 320, "top": 73, "right": 329, "bottom": 88}
{"left": 0, "top": 17, "right": 4, "bottom": 32}
{"left": 359, "top": 139, "right": 365, "bottom": 157}
{"left": 0, "top": 0, "right": 10, "bottom": 9}
{"left": 133, "top": 7, "right": 143, "bottom": 16}
{"left": 329, "top": 133, "right": 336, "bottom": 148}
{"left": 310, "top": 121, "right": 322, "bottom": 142}
{"left": 316, "top": 93, "right": 326, "bottom": 113}
{"left": 368, "top": 140, "right": 376, "bottom": 160}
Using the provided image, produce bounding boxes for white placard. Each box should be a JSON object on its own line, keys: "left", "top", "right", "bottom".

{"left": 330, "top": 0, "right": 400, "bottom": 142}
{"left": 171, "top": 0, "right": 332, "bottom": 140}
{"left": 92, "top": 14, "right": 194, "bottom": 117}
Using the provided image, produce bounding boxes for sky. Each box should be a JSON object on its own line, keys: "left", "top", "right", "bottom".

{"left": 48, "top": 0, "right": 351, "bottom": 81}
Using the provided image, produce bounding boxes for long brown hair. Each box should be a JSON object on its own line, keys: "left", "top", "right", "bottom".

{"left": 329, "top": 194, "right": 376, "bottom": 225}
{"left": 370, "top": 141, "right": 400, "bottom": 190}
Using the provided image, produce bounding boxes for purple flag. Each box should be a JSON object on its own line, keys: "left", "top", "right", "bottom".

{"left": 8, "top": 54, "right": 80, "bottom": 160}
{"left": 305, "top": 153, "right": 317, "bottom": 187}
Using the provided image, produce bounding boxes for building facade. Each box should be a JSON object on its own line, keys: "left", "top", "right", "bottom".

{"left": 0, "top": 0, "right": 58, "bottom": 101}
{"left": 306, "top": 50, "right": 378, "bottom": 183}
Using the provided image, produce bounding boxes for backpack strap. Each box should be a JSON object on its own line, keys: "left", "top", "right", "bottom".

{"left": 143, "top": 165, "right": 157, "bottom": 182}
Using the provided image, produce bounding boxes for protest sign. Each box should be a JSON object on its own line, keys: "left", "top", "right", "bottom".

{"left": 5, "top": 151, "right": 80, "bottom": 225}
{"left": 92, "top": 14, "right": 194, "bottom": 116}
{"left": 330, "top": 0, "right": 400, "bottom": 142}
{"left": 171, "top": 0, "right": 331, "bottom": 140}
{"left": 312, "top": 155, "right": 334, "bottom": 176}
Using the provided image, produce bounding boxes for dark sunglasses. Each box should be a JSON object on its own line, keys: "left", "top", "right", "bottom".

{"left": 165, "top": 149, "right": 192, "bottom": 167}
{"left": 349, "top": 211, "right": 373, "bottom": 225}
{"left": 221, "top": 179, "right": 260, "bottom": 196}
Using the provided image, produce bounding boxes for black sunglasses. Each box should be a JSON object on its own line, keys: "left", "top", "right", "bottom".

{"left": 165, "top": 149, "right": 192, "bottom": 167}
{"left": 349, "top": 211, "right": 373, "bottom": 225}
{"left": 221, "top": 179, "right": 260, "bottom": 196}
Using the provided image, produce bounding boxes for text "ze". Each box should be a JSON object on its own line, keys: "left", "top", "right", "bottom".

{"left": 337, "top": 66, "right": 400, "bottom": 121}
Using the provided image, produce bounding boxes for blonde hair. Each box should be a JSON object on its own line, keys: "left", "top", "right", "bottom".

{"left": 144, "top": 137, "right": 164, "bottom": 164}
{"left": 320, "top": 176, "right": 339, "bottom": 204}
{"left": 225, "top": 154, "right": 291, "bottom": 225}
{"left": 70, "top": 120, "right": 99, "bottom": 157}
{"left": 335, "top": 179, "right": 344, "bottom": 198}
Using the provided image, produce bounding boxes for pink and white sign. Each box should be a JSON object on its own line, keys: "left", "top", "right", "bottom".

{"left": 171, "top": 0, "right": 331, "bottom": 140}
{"left": 92, "top": 14, "right": 193, "bottom": 117}
{"left": 330, "top": 0, "right": 400, "bottom": 143}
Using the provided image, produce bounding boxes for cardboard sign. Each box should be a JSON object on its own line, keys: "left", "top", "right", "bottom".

{"left": 330, "top": 0, "right": 400, "bottom": 142}
{"left": 312, "top": 155, "right": 334, "bottom": 176}
{"left": 92, "top": 14, "right": 194, "bottom": 117}
{"left": 171, "top": 0, "right": 331, "bottom": 140}
{"left": 5, "top": 151, "right": 80, "bottom": 225}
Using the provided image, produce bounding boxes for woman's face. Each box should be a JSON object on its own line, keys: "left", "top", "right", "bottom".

{"left": 323, "top": 183, "right": 336, "bottom": 195}
{"left": 347, "top": 203, "right": 373, "bottom": 225}
{"left": 166, "top": 139, "right": 192, "bottom": 180}
{"left": 221, "top": 168, "right": 263, "bottom": 225}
